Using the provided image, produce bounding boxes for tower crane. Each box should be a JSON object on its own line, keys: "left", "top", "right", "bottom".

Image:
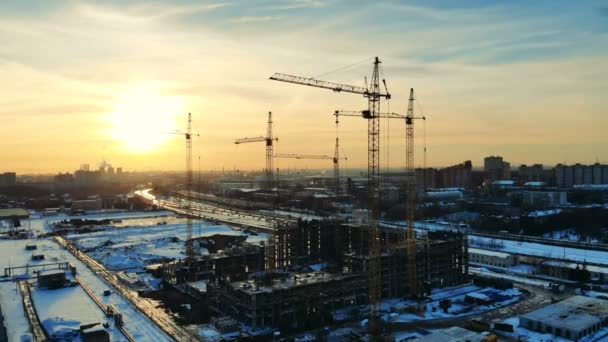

{"left": 404, "top": 88, "right": 426, "bottom": 298}
{"left": 235, "top": 111, "right": 278, "bottom": 189}
{"left": 275, "top": 153, "right": 347, "bottom": 193}
{"left": 167, "top": 113, "right": 199, "bottom": 260}
{"left": 270, "top": 57, "right": 390, "bottom": 338}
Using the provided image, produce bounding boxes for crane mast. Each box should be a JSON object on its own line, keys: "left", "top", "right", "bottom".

{"left": 271, "top": 57, "right": 390, "bottom": 338}
{"left": 186, "top": 113, "right": 194, "bottom": 259}
{"left": 235, "top": 112, "right": 278, "bottom": 271}
{"left": 275, "top": 152, "right": 346, "bottom": 194}
{"left": 405, "top": 89, "right": 419, "bottom": 298}
{"left": 167, "top": 113, "right": 198, "bottom": 262}
{"left": 266, "top": 112, "right": 274, "bottom": 189}
{"left": 234, "top": 112, "right": 278, "bottom": 189}
{"left": 334, "top": 136, "right": 340, "bottom": 195}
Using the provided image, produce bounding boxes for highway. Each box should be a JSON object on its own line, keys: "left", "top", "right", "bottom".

{"left": 135, "top": 188, "right": 288, "bottom": 232}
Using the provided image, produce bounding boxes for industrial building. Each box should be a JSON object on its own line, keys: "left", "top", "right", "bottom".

{"left": 519, "top": 295, "right": 608, "bottom": 341}
{"left": 468, "top": 248, "right": 517, "bottom": 268}
{"left": 413, "top": 326, "right": 496, "bottom": 342}
{"left": 0, "top": 208, "right": 30, "bottom": 219}
{"left": 539, "top": 260, "right": 608, "bottom": 283}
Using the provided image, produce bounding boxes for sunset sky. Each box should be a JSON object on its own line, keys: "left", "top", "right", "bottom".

{"left": 1, "top": 0, "right": 607, "bottom": 174}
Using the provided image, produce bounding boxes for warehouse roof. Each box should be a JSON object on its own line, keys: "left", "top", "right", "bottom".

{"left": 521, "top": 296, "right": 608, "bottom": 332}
{"left": 414, "top": 326, "right": 488, "bottom": 342}
{"left": 469, "top": 247, "right": 512, "bottom": 259}
{"left": 0, "top": 208, "right": 29, "bottom": 219}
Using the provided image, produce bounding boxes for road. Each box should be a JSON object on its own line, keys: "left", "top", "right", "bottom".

{"left": 472, "top": 231, "right": 608, "bottom": 253}
{"left": 136, "top": 189, "right": 285, "bottom": 231}
{"left": 18, "top": 280, "right": 47, "bottom": 341}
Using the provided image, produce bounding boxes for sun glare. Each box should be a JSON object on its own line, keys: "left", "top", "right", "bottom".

{"left": 107, "top": 84, "right": 184, "bottom": 153}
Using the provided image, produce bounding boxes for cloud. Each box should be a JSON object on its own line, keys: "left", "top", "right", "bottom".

{"left": 229, "top": 15, "right": 283, "bottom": 23}
{"left": 270, "top": 0, "right": 327, "bottom": 11}
{"left": 79, "top": 2, "right": 230, "bottom": 22}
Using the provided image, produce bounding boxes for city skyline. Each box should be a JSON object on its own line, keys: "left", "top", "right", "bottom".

{"left": 1, "top": 0, "right": 607, "bottom": 173}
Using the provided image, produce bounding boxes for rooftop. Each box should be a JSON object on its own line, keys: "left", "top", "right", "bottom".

{"left": 469, "top": 247, "right": 512, "bottom": 259}
{"left": 521, "top": 296, "right": 608, "bottom": 331}
{"left": 37, "top": 269, "right": 66, "bottom": 277}
{"left": 0, "top": 208, "right": 29, "bottom": 219}
{"left": 231, "top": 271, "right": 340, "bottom": 294}
{"left": 414, "top": 326, "right": 488, "bottom": 342}
{"left": 186, "top": 280, "right": 207, "bottom": 293}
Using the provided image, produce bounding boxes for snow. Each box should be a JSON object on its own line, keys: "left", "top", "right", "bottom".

{"left": 526, "top": 209, "right": 562, "bottom": 217}
{"left": 309, "top": 263, "right": 327, "bottom": 271}
{"left": 469, "top": 247, "right": 512, "bottom": 259}
{"left": 469, "top": 266, "right": 551, "bottom": 288}
{"left": 260, "top": 209, "right": 327, "bottom": 221}
{"left": 0, "top": 282, "right": 30, "bottom": 341}
{"left": 68, "top": 220, "right": 267, "bottom": 270}
{"left": 469, "top": 235, "right": 608, "bottom": 266}
{"left": 334, "top": 284, "right": 522, "bottom": 324}
{"left": 508, "top": 264, "right": 537, "bottom": 275}
{"left": 198, "top": 325, "right": 222, "bottom": 341}
{"left": 498, "top": 316, "right": 608, "bottom": 342}
{"left": 0, "top": 235, "right": 172, "bottom": 341}
{"left": 47, "top": 211, "right": 174, "bottom": 224}
{"left": 32, "top": 285, "right": 121, "bottom": 341}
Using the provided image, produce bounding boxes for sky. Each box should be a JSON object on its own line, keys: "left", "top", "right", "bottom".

{"left": 1, "top": 0, "right": 607, "bottom": 174}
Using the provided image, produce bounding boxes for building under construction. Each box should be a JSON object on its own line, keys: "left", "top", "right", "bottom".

{"left": 157, "top": 217, "right": 468, "bottom": 331}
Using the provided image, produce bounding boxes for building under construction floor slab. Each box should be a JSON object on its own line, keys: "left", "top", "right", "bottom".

{"left": 210, "top": 271, "right": 368, "bottom": 330}
{"left": 341, "top": 225, "right": 468, "bottom": 298}
{"left": 272, "top": 219, "right": 345, "bottom": 268}
{"left": 162, "top": 244, "right": 265, "bottom": 284}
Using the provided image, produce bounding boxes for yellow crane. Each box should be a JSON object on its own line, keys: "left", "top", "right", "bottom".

{"left": 168, "top": 113, "right": 199, "bottom": 262}
{"left": 270, "top": 57, "right": 390, "bottom": 338}
{"left": 235, "top": 111, "right": 278, "bottom": 189}
{"left": 275, "top": 153, "right": 347, "bottom": 193}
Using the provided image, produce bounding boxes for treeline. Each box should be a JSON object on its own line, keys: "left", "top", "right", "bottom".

{"left": 521, "top": 207, "right": 608, "bottom": 239}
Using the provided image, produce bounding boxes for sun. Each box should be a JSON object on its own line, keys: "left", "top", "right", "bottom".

{"left": 107, "top": 84, "right": 185, "bottom": 153}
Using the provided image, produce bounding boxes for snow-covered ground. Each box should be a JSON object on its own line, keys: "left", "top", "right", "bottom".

{"left": 68, "top": 220, "right": 267, "bottom": 270}
{"left": 0, "top": 215, "right": 173, "bottom": 341}
{"left": 498, "top": 316, "right": 608, "bottom": 342}
{"left": 46, "top": 210, "right": 175, "bottom": 224}
{"left": 469, "top": 266, "right": 552, "bottom": 288}
{"left": 32, "top": 284, "right": 124, "bottom": 341}
{"left": 334, "top": 283, "right": 522, "bottom": 324}
{"left": 469, "top": 235, "right": 608, "bottom": 266}
{"left": 0, "top": 282, "right": 30, "bottom": 341}
{"left": 389, "top": 287, "right": 522, "bottom": 323}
